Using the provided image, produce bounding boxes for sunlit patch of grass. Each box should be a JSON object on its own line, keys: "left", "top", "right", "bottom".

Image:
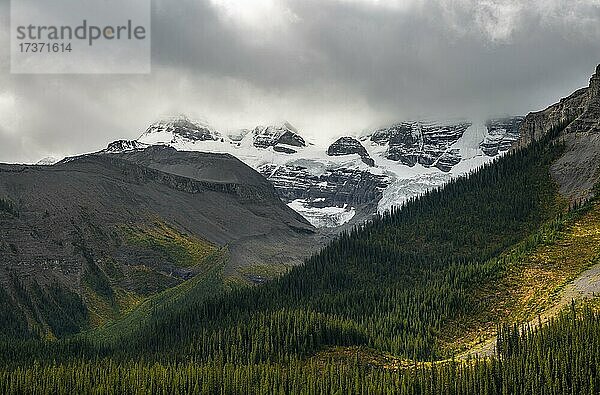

{"left": 311, "top": 346, "right": 412, "bottom": 370}
{"left": 120, "top": 221, "right": 215, "bottom": 268}
{"left": 82, "top": 284, "right": 144, "bottom": 328}
{"left": 237, "top": 263, "right": 291, "bottom": 284}
{"left": 88, "top": 248, "right": 228, "bottom": 344}
{"left": 80, "top": 221, "right": 218, "bottom": 329}
{"left": 506, "top": 202, "right": 600, "bottom": 321}
{"left": 441, "top": 198, "right": 600, "bottom": 355}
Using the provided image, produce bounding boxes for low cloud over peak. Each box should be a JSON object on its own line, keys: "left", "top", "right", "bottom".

{"left": 0, "top": 0, "right": 599, "bottom": 162}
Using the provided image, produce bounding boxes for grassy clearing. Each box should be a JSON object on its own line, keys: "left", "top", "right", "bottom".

{"left": 442, "top": 198, "right": 600, "bottom": 355}
{"left": 82, "top": 221, "right": 217, "bottom": 329}
{"left": 120, "top": 221, "right": 215, "bottom": 268}
{"left": 88, "top": 248, "right": 228, "bottom": 345}
{"left": 81, "top": 284, "right": 143, "bottom": 328}
{"left": 237, "top": 263, "right": 291, "bottom": 283}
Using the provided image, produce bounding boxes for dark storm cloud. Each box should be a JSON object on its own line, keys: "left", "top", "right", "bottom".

{"left": 291, "top": 0, "right": 600, "bottom": 116}
{"left": 1, "top": 0, "right": 599, "bottom": 162}
{"left": 150, "top": 0, "right": 600, "bottom": 116}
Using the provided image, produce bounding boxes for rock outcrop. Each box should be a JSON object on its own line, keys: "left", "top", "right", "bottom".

{"left": 370, "top": 121, "right": 471, "bottom": 172}
{"left": 252, "top": 122, "right": 306, "bottom": 150}
{"left": 519, "top": 65, "right": 600, "bottom": 147}
{"left": 259, "top": 164, "right": 388, "bottom": 208}
{"left": 103, "top": 140, "right": 148, "bottom": 153}
{"left": 327, "top": 137, "right": 375, "bottom": 166}
{"left": 480, "top": 117, "right": 524, "bottom": 156}
{"left": 518, "top": 64, "right": 600, "bottom": 201}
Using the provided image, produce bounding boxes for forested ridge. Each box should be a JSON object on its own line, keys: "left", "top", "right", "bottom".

{"left": 2, "top": 124, "right": 600, "bottom": 393}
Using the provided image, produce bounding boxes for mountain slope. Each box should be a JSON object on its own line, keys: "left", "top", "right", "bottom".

{"left": 0, "top": 148, "right": 317, "bottom": 337}
{"left": 63, "top": 64, "right": 600, "bottom": 361}
{"left": 87, "top": 64, "right": 599, "bottom": 361}
{"left": 35, "top": 123, "right": 560, "bottom": 363}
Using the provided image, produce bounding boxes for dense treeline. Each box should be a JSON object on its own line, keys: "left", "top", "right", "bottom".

{"left": 495, "top": 303, "right": 600, "bottom": 394}
{"left": 1, "top": 304, "right": 598, "bottom": 394}
{"left": 0, "top": 288, "right": 30, "bottom": 339}
{"left": 0, "top": 274, "right": 88, "bottom": 339}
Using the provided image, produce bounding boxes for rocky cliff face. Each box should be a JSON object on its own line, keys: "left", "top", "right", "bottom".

{"left": 259, "top": 164, "right": 388, "bottom": 208}
{"left": 519, "top": 65, "right": 600, "bottom": 147}
{"left": 518, "top": 88, "right": 589, "bottom": 146}
{"left": 327, "top": 137, "right": 374, "bottom": 166}
{"left": 480, "top": 117, "right": 524, "bottom": 156}
{"left": 519, "top": 64, "right": 600, "bottom": 201}
{"left": 370, "top": 121, "right": 472, "bottom": 172}
{"left": 251, "top": 123, "right": 306, "bottom": 150}
{"left": 563, "top": 64, "right": 600, "bottom": 135}
{"left": 258, "top": 163, "right": 388, "bottom": 227}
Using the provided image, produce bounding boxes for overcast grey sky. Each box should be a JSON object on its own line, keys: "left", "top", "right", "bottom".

{"left": 1, "top": 0, "right": 599, "bottom": 163}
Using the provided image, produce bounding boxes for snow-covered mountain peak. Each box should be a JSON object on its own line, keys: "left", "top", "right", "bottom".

{"left": 36, "top": 156, "right": 61, "bottom": 166}
{"left": 138, "top": 115, "right": 223, "bottom": 146}
{"left": 103, "top": 139, "right": 149, "bottom": 154}
{"left": 248, "top": 122, "right": 307, "bottom": 152}
{"left": 99, "top": 115, "right": 524, "bottom": 229}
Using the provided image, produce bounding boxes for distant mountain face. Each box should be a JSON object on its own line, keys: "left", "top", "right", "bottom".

{"left": 128, "top": 117, "right": 523, "bottom": 227}
{"left": 251, "top": 122, "right": 306, "bottom": 151}
{"left": 519, "top": 63, "right": 600, "bottom": 201}
{"left": 480, "top": 117, "right": 524, "bottom": 157}
{"left": 370, "top": 121, "right": 471, "bottom": 172}
{"left": 328, "top": 137, "right": 374, "bottom": 166}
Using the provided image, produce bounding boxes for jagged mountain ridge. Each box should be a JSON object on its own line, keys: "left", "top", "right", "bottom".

{"left": 102, "top": 117, "right": 523, "bottom": 227}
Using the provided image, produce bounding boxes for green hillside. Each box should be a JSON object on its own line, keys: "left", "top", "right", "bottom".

{"left": 0, "top": 221, "right": 219, "bottom": 339}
